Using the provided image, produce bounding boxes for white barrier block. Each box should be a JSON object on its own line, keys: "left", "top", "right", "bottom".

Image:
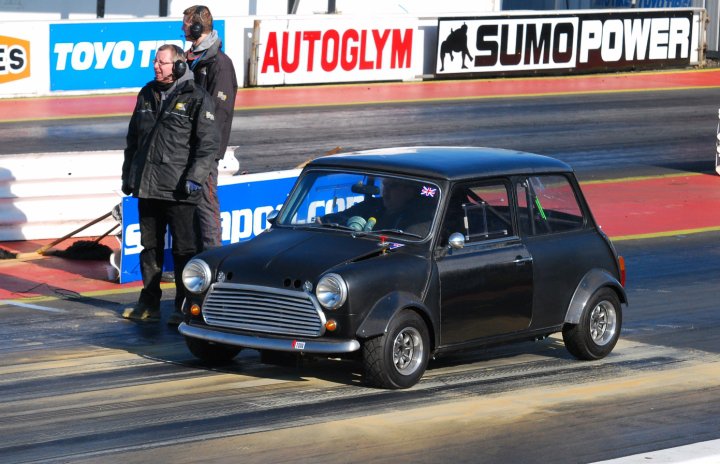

{"left": 0, "top": 147, "right": 241, "bottom": 241}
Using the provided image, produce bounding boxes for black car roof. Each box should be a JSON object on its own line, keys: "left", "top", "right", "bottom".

{"left": 306, "top": 147, "right": 574, "bottom": 181}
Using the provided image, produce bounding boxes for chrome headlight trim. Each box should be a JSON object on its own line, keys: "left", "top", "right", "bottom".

{"left": 316, "top": 273, "right": 348, "bottom": 310}
{"left": 182, "top": 259, "right": 212, "bottom": 294}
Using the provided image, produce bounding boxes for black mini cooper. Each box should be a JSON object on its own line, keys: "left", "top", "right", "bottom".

{"left": 179, "top": 147, "right": 627, "bottom": 389}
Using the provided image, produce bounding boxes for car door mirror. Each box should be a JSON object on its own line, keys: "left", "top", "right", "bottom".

{"left": 267, "top": 210, "right": 280, "bottom": 225}
{"left": 448, "top": 232, "right": 465, "bottom": 249}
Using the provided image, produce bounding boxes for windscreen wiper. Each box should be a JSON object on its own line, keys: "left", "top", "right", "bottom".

{"left": 318, "top": 222, "right": 355, "bottom": 231}
{"left": 368, "top": 228, "right": 423, "bottom": 239}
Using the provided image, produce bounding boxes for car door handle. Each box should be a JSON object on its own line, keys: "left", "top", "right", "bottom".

{"left": 514, "top": 256, "right": 533, "bottom": 265}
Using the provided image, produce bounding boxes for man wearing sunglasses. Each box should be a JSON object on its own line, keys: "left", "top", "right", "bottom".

{"left": 121, "top": 44, "right": 219, "bottom": 323}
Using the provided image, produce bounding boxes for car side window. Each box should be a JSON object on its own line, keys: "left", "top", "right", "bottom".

{"left": 516, "top": 175, "right": 585, "bottom": 236}
{"left": 442, "top": 181, "right": 513, "bottom": 244}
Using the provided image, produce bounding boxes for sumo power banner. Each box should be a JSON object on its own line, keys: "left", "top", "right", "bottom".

{"left": 49, "top": 20, "right": 225, "bottom": 92}
{"left": 119, "top": 171, "right": 298, "bottom": 284}
{"left": 436, "top": 9, "right": 701, "bottom": 76}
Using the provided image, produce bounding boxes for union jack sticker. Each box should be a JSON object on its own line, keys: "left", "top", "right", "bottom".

{"left": 420, "top": 186, "right": 437, "bottom": 197}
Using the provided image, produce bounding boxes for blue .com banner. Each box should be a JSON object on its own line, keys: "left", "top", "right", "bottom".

{"left": 49, "top": 20, "right": 225, "bottom": 91}
{"left": 119, "top": 173, "right": 297, "bottom": 284}
{"left": 592, "top": 0, "right": 691, "bottom": 7}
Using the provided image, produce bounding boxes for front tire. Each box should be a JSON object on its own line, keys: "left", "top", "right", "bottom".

{"left": 362, "top": 310, "right": 430, "bottom": 389}
{"left": 563, "top": 288, "right": 622, "bottom": 360}
{"left": 185, "top": 336, "right": 241, "bottom": 364}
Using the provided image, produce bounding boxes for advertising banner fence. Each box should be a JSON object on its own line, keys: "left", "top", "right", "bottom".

{"left": 119, "top": 171, "right": 298, "bottom": 284}
{"left": 436, "top": 8, "right": 703, "bottom": 76}
{"left": 49, "top": 20, "right": 225, "bottom": 92}
{"left": 118, "top": 170, "right": 380, "bottom": 283}
{"left": 0, "top": 9, "right": 709, "bottom": 98}
{"left": 0, "top": 22, "right": 48, "bottom": 96}
{"left": 252, "top": 17, "right": 424, "bottom": 86}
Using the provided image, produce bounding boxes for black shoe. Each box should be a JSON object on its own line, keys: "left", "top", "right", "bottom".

{"left": 122, "top": 304, "right": 160, "bottom": 322}
{"left": 161, "top": 271, "right": 175, "bottom": 283}
{"left": 167, "top": 311, "right": 184, "bottom": 326}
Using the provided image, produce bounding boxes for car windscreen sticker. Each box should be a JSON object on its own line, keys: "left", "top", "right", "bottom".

{"left": 421, "top": 186, "right": 437, "bottom": 197}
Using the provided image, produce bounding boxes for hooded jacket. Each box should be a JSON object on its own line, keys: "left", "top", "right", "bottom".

{"left": 122, "top": 69, "right": 219, "bottom": 204}
{"left": 187, "top": 31, "right": 237, "bottom": 160}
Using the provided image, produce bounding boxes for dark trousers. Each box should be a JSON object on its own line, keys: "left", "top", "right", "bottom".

{"left": 138, "top": 198, "right": 197, "bottom": 310}
{"left": 195, "top": 159, "right": 222, "bottom": 251}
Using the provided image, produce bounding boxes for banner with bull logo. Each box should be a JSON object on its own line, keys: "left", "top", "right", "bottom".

{"left": 436, "top": 9, "right": 701, "bottom": 76}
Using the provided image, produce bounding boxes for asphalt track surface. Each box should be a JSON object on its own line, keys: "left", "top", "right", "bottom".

{"left": 2, "top": 68, "right": 719, "bottom": 123}
{"left": 0, "top": 70, "right": 720, "bottom": 463}
{"left": 3, "top": 68, "right": 720, "bottom": 297}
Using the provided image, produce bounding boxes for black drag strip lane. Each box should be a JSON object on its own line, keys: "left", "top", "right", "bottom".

{"left": 615, "top": 231, "right": 720, "bottom": 355}
{"left": 1, "top": 87, "right": 717, "bottom": 179}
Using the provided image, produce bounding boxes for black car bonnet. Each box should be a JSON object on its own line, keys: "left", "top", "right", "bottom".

{"left": 216, "top": 228, "right": 396, "bottom": 288}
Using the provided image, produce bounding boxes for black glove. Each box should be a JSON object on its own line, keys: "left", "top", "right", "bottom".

{"left": 121, "top": 182, "right": 132, "bottom": 195}
{"left": 185, "top": 180, "right": 202, "bottom": 195}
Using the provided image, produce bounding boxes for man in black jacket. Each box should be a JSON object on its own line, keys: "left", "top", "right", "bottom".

{"left": 182, "top": 5, "right": 238, "bottom": 252}
{"left": 121, "top": 44, "right": 219, "bottom": 322}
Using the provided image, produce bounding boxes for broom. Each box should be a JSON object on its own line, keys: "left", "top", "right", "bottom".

{"left": 7, "top": 211, "right": 118, "bottom": 261}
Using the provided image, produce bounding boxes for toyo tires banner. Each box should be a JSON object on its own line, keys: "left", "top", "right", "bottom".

{"left": 435, "top": 8, "right": 702, "bottom": 76}
{"left": 49, "top": 20, "right": 225, "bottom": 91}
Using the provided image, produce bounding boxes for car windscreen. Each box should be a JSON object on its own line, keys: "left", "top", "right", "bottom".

{"left": 277, "top": 170, "right": 441, "bottom": 241}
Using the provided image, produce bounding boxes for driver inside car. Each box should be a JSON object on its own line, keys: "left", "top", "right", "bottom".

{"left": 317, "top": 178, "right": 430, "bottom": 234}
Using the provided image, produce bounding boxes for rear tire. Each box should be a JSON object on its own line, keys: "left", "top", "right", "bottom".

{"left": 185, "top": 336, "right": 241, "bottom": 364}
{"left": 362, "top": 310, "right": 430, "bottom": 389}
{"left": 563, "top": 288, "right": 622, "bottom": 360}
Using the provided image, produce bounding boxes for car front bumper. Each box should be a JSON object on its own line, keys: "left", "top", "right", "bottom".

{"left": 178, "top": 323, "right": 362, "bottom": 354}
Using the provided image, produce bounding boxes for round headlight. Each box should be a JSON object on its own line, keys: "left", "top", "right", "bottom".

{"left": 182, "top": 259, "right": 212, "bottom": 294}
{"left": 316, "top": 273, "right": 348, "bottom": 310}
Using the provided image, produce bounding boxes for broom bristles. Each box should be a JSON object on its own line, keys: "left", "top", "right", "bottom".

{"left": 43, "top": 240, "right": 113, "bottom": 261}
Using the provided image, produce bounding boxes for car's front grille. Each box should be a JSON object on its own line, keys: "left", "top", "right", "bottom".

{"left": 202, "top": 283, "right": 326, "bottom": 337}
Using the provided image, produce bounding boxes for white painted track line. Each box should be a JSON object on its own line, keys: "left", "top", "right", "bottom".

{"left": 594, "top": 439, "right": 720, "bottom": 463}
{"left": 0, "top": 300, "right": 67, "bottom": 313}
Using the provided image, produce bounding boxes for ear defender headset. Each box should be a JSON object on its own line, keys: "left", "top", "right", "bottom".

{"left": 189, "top": 5, "right": 207, "bottom": 41}
{"left": 171, "top": 45, "right": 187, "bottom": 79}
